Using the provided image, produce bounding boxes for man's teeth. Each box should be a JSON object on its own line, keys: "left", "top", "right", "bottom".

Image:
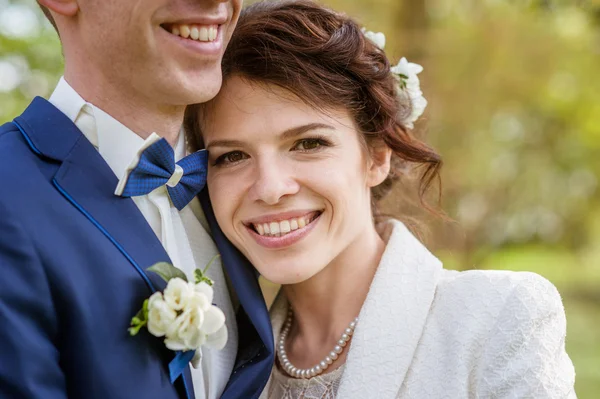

{"left": 253, "top": 216, "right": 312, "bottom": 237}
{"left": 170, "top": 24, "right": 218, "bottom": 42}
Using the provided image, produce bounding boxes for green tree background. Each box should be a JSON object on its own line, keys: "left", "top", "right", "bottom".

{"left": 1, "top": 0, "right": 598, "bottom": 395}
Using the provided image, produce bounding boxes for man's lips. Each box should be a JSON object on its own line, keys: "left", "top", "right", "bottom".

{"left": 160, "top": 14, "right": 228, "bottom": 27}
{"left": 158, "top": 11, "right": 229, "bottom": 51}
{"left": 158, "top": 22, "right": 226, "bottom": 56}
{"left": 161, "top": 23, "right": 221, "bottom": 43}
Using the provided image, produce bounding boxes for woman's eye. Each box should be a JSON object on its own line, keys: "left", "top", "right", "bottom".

{"left": 293, "top": 138, "right": 327, "bottom": 151}
{"left": 214, "top": 151, "right": 248, "bottom": 166}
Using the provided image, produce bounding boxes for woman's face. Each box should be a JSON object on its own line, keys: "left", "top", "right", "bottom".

{"left": 202, "top": 76, "right": 390, "bottom": 284}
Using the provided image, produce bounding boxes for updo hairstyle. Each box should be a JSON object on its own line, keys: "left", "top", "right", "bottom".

{"left": 185, "top": 0, "right": 442, "bottom": 214}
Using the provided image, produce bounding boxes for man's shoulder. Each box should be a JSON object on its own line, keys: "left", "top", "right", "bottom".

{"left": 0, "top": 120, "right": 19, "bottom": 142}
{"left": 0, "top": 119, "right": 54, "bottom": 202}
{"left": 0, "top": 120, "right": 31, "bottom": 167}
{"left": 0, "top": 118, "right": 38, "bottom": 159}
{"left": 0, "top": 119, "right": 29, "bottom": 154}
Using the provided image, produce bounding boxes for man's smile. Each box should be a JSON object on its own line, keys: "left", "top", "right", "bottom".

{"left": 162, "top": 23, "right": 220, "bottom": 43}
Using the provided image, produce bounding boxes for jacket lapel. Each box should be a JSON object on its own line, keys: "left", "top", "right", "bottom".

{"left": 14, "top": 97, "right": 195, "bottom": 399}
{"left": 14, "top": 97, "right": 168, "bottom": 293}
{"left": 336, "top": 220, "right": 442, "bottom": 398}
{"left": 199, "top": 190, "right": 274, "bottom": 398}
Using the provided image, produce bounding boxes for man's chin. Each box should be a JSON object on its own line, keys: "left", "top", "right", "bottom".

{"left": 180, "top": 76, "right": 223, "bottom": 105}
{"left": 157, "top": 76, "right": 223, "bottom": 107}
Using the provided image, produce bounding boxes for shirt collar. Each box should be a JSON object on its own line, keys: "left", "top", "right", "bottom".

{"left": 48, "top": 76, "right": 87, "bottom": 123}
{"left": 48, "top": 76, "right": 186, "bottom": 182}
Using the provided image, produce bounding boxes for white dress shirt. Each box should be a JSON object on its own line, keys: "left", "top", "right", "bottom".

{"left": 49, "top": 77, "right": 238, "bottom": 399}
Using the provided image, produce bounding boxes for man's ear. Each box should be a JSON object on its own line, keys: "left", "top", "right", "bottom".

{"left": 38, "top": 0, "right": 78, "bottom": 17}
{"left": 367, "top": 144, "right": 392, "bottom": 188}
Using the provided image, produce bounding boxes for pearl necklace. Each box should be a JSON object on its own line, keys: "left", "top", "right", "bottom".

{"left": 277, "top": 307, "right": 358, "bottom": 379}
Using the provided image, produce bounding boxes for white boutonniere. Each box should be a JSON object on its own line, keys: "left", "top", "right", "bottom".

{"left": 129, "top": 255, "right": 227, "bottom": 368}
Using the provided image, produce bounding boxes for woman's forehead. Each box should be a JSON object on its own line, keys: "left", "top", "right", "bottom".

{"left": 204, "top": 77, "right": 355, "bottom": 136}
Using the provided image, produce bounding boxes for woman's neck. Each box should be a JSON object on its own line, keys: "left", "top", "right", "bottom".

{"left": 281, "top": 223, "right": 386, "bottom": 369}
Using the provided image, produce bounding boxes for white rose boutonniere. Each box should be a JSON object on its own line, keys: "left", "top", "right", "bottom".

{"left": 129, "top": 255, "right": 227, "bottom": 373}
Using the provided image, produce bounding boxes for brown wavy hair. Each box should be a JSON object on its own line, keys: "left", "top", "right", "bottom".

{"left": 185, "top": 0, "right": 442, "bottom": 215}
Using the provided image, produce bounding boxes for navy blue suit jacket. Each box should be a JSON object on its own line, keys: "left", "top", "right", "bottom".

{"left": 0, "top": 98, "right": 273, "bottom": 399}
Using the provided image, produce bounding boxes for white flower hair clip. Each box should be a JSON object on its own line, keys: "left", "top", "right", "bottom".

{"left": 361, "top": 28, "right": 386, "bottom": 50}
{"left": 362, "top": 28, "right": 428, "bottom": 129}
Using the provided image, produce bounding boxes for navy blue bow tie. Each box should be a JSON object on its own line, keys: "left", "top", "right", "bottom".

{"left": 115, "top": 135, "right": 208, "bottom": 210}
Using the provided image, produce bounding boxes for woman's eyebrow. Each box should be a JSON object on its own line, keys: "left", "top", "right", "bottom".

{"left": 280, "top": 123, "right": 335, "bottom": 140}
{"left": 205, "top": 123, "right": 335, "bottom": 151}
{"left": 205, "top": 139, "right": 247, "bottom": 150}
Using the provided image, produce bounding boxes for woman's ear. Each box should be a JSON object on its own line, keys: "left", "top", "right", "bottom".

{"left": 367, "top": 144, "right": 392, "bottom": 188}
{"left": 38, "top": 0, "right": 79, "bottom": 17}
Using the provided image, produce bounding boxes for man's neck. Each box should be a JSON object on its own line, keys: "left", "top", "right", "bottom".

{"left": 64, "top": 69, "right": 184, "bottom": 147}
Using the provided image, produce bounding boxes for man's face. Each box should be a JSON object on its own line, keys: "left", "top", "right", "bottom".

{"left": 73, "top": 0, "right": 242, "bottom": 106}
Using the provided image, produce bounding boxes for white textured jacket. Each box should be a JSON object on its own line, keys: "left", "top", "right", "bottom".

{"left": 263, "top": 220, "right": 576, "bottom": 398}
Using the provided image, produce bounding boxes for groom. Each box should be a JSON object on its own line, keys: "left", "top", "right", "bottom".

{"left": 0, "top": 1, "right": 272, "bottom": 398}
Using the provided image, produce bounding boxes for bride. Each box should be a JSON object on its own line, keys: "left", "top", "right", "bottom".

{"left": 186, "top": 0, "right": 576, "bottom": 397}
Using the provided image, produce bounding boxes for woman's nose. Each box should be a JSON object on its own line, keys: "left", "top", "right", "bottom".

{"left": 248, "top": 158, "right": 300, "bottom": 205}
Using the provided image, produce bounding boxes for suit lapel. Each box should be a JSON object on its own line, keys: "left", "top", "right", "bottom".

{"left": 199, "top": 190, "right": 274, "bottom": 398}
{"left": 15, "top": 97, "right": 168, "bottom": 293}
{"left": 52, "top": 137, "right": 169, "bottom": 292}
{"left": 336, "top": 220, "right": 442, "bottom": 398}
{"left": 14, "top": 97, "right": 195, "bottom": 399}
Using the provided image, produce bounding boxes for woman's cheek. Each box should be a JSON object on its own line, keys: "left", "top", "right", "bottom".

{"left": 211, "top": 174, "right": 249, "bottom": 232}
{"left": 208, "top": 174, "right": 233, "bottom": 223}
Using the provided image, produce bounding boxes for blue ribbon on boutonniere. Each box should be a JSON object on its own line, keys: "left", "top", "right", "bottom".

{"left": 169, "top": 350, "right": 196, "bottom": 383}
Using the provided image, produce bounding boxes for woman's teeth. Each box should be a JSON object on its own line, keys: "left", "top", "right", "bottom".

{"left": 253, "top": 216, "right": 312, "bottom": 237}
{"left": 170, "top": 24, "right": 218, "bottom": 42}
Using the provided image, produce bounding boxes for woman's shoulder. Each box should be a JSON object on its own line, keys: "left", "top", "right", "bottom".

{"left": 431, "top": 268, "right": 566, "bottom": 331}
{"left": 425, "top": 270, "right": 575, "bottom": 397}
{"left": 385, "top": 220, "right": 565, "bottom": 323}
{"left": 438, "top": 268, "right": 561, "bottom": 302}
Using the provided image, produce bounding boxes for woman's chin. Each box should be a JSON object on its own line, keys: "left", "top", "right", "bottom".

{"left": 259, "top": 265, "right": 322, "bottom": 286}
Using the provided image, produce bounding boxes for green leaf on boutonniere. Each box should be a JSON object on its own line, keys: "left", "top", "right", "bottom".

{"left": 194, "top": 254, "right": 220, "bottom": 287}
{"left": 128, "top": 298, "right": 149, "bottom": 336}
{"left": 147, "top": 262, "right": 188, "bottom": 283}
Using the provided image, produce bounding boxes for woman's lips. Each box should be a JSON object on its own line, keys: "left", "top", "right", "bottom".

{"left": 245, "top": 212, "right": 322, "bottom": 249}
{"left": 248, "top": 211, "right": 320, "bottom": 236}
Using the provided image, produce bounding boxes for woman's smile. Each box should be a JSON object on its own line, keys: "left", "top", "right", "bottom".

{"left": 244, "top": 211, "right": 323, "bottom": 249}
{"left": 201, "top": 76, "right": 382, "bottom": 284}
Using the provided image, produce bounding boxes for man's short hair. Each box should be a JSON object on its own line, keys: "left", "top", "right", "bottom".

{"left": 38, "top": 3, "right": 59, "bottom": 34}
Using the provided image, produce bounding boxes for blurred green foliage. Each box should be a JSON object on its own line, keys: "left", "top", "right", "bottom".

{"left": 0, "top": 0, "right": 62, "bottom": 120}
{"left": 1, "top": 0, "right": 599, "bottom": 396}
